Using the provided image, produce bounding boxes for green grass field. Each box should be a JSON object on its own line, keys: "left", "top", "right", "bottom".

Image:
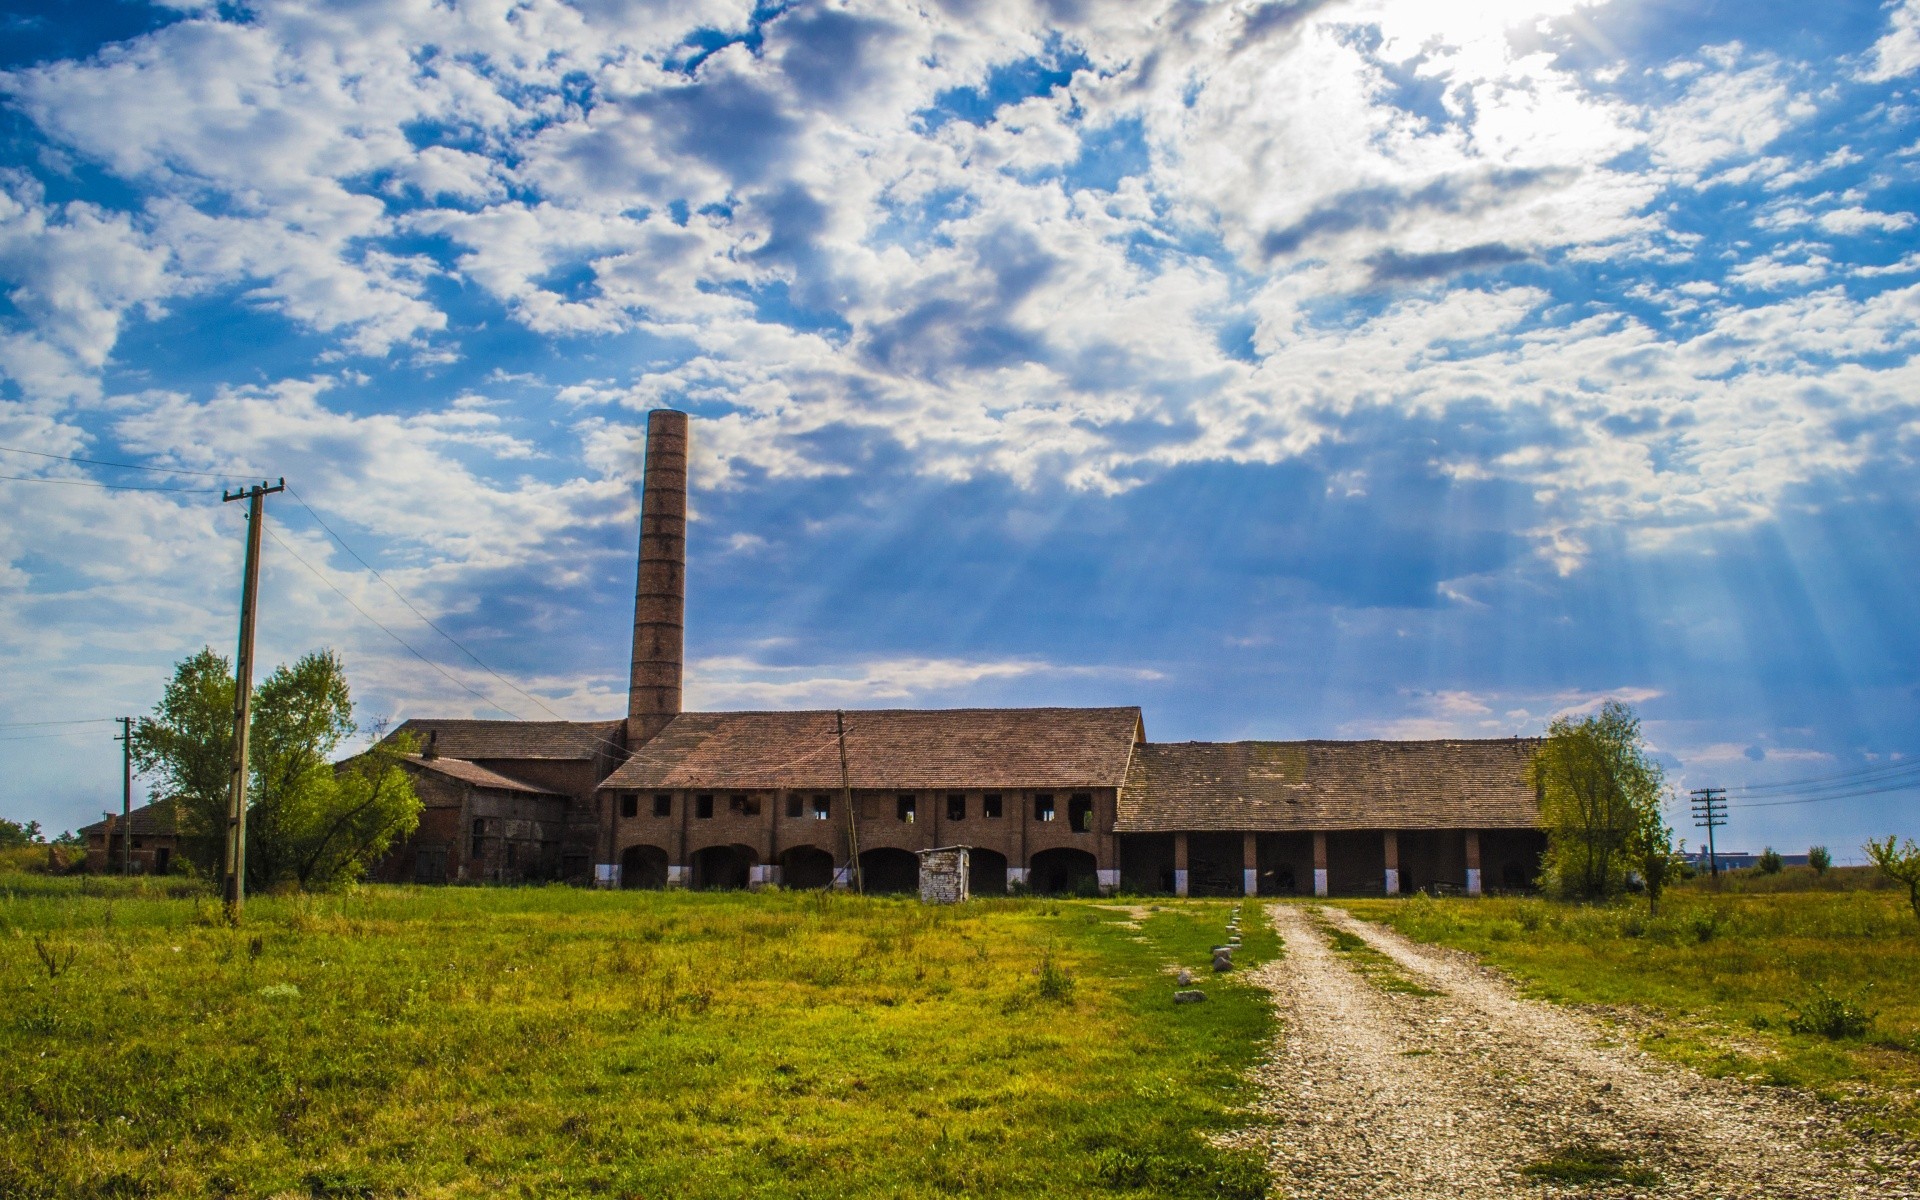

{"left": 1338, "top": 881, "right": 1920, "bottom": 1137}
{"left": 1, "top": 877, "right": 1280, "bottom": 1199}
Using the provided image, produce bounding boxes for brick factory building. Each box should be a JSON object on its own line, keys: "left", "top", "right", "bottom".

{"left": 371, "top": 409, "right": 1545, "bottom": 897}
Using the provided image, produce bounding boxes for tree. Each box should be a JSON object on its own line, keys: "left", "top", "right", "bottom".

{"left": 1632, "top": 803, "right": 1682, "bottom": 916}
{"left": 1865, "top": 836, "right": 1920, "bottom": 925}
{"left": 129, "top": 647, "right": 234, "bottom": 873}
{"left": 1808, "top": 845, "right": 1831, "bottom": 875}
{"left": 0, "top": 818, "right": 44, "bottom": 848}
{"left": 1530, "top": 700, "right": 1666, "bottom": 901}
{"left": 1757, "top": 846, "right": 1783, "bottom": 875}
{"left": 132, "top": 647, "right": 421, "bottom": 889}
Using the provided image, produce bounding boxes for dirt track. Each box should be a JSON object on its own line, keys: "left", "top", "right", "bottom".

{"left": 1234, "top": 903, "right": 1920, "bottom": 1199}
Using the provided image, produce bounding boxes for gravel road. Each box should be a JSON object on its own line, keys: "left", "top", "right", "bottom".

{"left": 1233, "top": 902, "right": 1920, "bottom": 1199}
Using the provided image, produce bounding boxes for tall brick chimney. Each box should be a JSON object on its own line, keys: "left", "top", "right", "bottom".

{"left": 628, "top": 409, "right": 688, "bottom": 746}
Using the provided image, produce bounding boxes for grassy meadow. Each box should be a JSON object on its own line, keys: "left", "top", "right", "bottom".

{"left": 1338, "top": 877, "right": 1920, "bottom": 1137}
{"left": 1, "top": 876, "right": 1279, "bottom": 1200}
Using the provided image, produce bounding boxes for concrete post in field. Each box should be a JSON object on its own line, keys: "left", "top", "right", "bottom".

{"left": 1174, "top": 832, "right": 1190, "bottom": 897}
{"left": 1312, "top": 831, "right": 1328, "bottom": 896}
{"left": 1465, "top": 830, "right": 1483, "bottom": 896}
{"left": 1383, "top": 830, "right": 1400, "bottom": 895}
{"left": 1242, "top": 831, "right": 1258, "bottom": 896}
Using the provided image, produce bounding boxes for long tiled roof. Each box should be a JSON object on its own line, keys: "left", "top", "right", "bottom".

{"left": 390, "top": 719, "right": 624, "bottom": 762}
{"left": 1117, "top": 738, "right": 1542, "bottom": 831}
{"left": 405, "top": 755, "right": 564, "bottom": 796}
{"left": 597, "top": 707, "right": 1144, "bottom": 792}
{"left": 78, "top": 802, "right": 178, "bottom": 837}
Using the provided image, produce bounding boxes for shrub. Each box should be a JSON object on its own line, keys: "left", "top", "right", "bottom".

{"left": 1036, "top": 952, "right": 1075, "bottom": 1002}
{"left": 1686, "top": 909, "right": 1723, "bottom": 944}
{"left": 1786, "top": 983, "right": 1874, "bottom": 1040}
{"left": 1808, "top": 846, "right": 1831, "bottom": 875}
{"left": 1758, "top": 847, "right": 1783, "bottom": 875}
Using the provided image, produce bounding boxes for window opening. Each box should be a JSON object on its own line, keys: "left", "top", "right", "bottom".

{"left": 897, "top": 794, "right": 917, "bottom": 823}
{"left": 696, "top": 794, "right": 714, "bottom": 819}
{"left": 620, "top": 794, "right": 638, "bottom": 819}
{"left": 983, "top": 793, "right": 1003, "bottom": 818}
{"left": 653, "top": 794, "right": 672, "bottom": 818}
{"left": 946, "top": 793, "right": 966, "bottom": 822}
{"left": 470, "top": 818, "right": 485, "bottom": 858}
{"left": 729, "top": 794, "right": 761, "bottom": 816}
{"left": 786, "top": 795, "right": 804, "bottom": 819}
{"left": 1035, "top": 794, "right": 1056, "bottom": 822}
{"left": 812, "top": 795, "right": 831, "bottom": 820}
{"left": 1069, "top": 793, "right": 1094, "bottom": 832}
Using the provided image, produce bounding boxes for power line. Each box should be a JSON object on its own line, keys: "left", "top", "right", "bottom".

{"left": 1730, "top": 757, "right": 1920, "bottom": 794}
{"left": 0, "top": 472, "right": 211, "bottom": 493}
{"left": 0, "top": 443, "right": 251, "bottom": 479}
{"left": 0, "top": 717, "right": 117, "bottom": 729}
{"left": 261, "top": 525, "right": 527, "bottom": 721}
{"left": 282, "top": 484, "right": 578, "bottom": 725}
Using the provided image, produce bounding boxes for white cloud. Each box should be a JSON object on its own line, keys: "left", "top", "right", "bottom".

{"left": 1861, "top": 0, "right": 1920, "bottom": 81}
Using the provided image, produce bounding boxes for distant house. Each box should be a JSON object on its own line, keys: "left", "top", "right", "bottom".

{"left": 79, "top": 802, "right": 182, "bottom": 875}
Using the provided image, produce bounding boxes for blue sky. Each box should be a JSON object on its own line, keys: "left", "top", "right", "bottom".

{"left": 2, "top": 0, "right": 1918, "bottom": 857}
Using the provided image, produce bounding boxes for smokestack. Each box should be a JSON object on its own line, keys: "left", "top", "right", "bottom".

{"left": 628, "top": 409, "right": 688, "bottom": 745}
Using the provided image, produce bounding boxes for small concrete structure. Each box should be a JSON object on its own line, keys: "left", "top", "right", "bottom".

{"left": 917, "top": 845, "right": 971, "bottom": 904}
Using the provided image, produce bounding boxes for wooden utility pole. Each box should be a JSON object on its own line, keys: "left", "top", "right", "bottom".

{"left": 116, "top": 717, "right": 132, "bottom": 875}
{"left": 221, "top": 478, "right": 284, "bottom": 921}
{"left": 1689, "top": 787, "right": 1727, "bottom": 880}
{"left": 837, "top": 710, "right": 862, "bottom": 894}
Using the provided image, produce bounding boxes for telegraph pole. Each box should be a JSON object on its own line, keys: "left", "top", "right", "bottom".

{"left": 1689, "top": 787, "right": 1727, "bottom": 880}
{"left": 837, "top": 710, "right": 863, "bottom": 894}
{"left": 115, "top": 717, "right": 132, "bottom": 875}
{"left": 221, "top": 478, "right": 284, "bottom": 921}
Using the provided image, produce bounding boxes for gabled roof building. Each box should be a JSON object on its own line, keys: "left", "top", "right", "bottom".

{"left": 371, "top": 410, "right": 1545, "bottom": 897}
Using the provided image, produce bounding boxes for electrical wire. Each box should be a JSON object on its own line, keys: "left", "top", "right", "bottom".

{"left": 0, "top": 443, "right": 253, "bottom": 480}
{"left": 0, "top": 472, "right": 212, "bottom": 493}
{"left": 282, "top": 484, "right": 582, "bottom": 726}
{"left": 262, "top": 525, "right": 526, "bottom": 721}
{"left": 1729, "top": 757, "right": 1920, "bottom": 794}
{"left": 0, "top": 717, "right": 117, "bottom": 729}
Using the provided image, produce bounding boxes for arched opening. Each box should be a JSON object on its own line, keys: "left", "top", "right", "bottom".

{"left": 1030, "top": 847, "right": 1099, "bottom": 896}
{"left": 779, "top": 844, "right": 836, "bottom": 890}
{"left": 968, "top": 847, "right": 1008, "bottom": 895}
{"left": 620, "top": 843, "right": 669, "bottom": 890}
{"left": 858, "top": 847, "right": 920, "bottom": 895}
{"left": 690, "top": 844, "right": 755, "bottom": 891}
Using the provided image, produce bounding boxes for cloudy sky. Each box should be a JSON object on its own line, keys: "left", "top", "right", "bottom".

{"left": 2, "top": 0, "right": 1917, "bottom": 854}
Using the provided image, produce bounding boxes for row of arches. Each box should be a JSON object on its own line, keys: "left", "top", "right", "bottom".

{"left": 616, "top": 843, "right": 1098, "bottom": 894}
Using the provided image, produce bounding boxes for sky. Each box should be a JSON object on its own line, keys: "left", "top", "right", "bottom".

{"left": 1, "top": 0, "right": 1917, "bottom": 857}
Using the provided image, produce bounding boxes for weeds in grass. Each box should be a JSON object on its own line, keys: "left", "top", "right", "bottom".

{"left": 1321, "top": 924, "right": 1440, "bottom": 997}
{"left": 32, "top": 936, "right": 76, "bottom": 979}
{"left": 1037, "top": 949, "right": 1075, "bottom": 1001}
{"left": 1521, "top": 1142, "right": 1658, "bottom": 1186}
{"left": 1786, "top": 982, "right": 1875, "bottom": 1040}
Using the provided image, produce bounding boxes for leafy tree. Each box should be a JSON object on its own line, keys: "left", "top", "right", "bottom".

{"left": 0, "top": 818, "right": 44, "bottom": 848}
{"left": 1632, "top": 804, "right": 1682, "bottom": 916}
{"left": 1530, "top": 701, "right": 1666, "bottom": 901}
{"left": 132, "top": 647, "right": 420, "bottom": 889}
{"left": 1757, "top": 846, "right": 1783, "bottom": 874}
{"left": 1865, "top": 836, "right": 1920, "bottom": 925}
{"left": 1808, "top": 845, "right": 1831, "bottom": 874}
{"left": 129, "top": 647, "right": 235, "bottom": 872}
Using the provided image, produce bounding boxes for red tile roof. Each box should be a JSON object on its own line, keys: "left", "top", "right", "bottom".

{"left": 597, "top": 707, "right": 1144, "bottom": 792}
{"left": 1118, "top": 739, "right": 1543, "bottom": 831}
{"left": 78, "top": 802, "right": 179, "bottom": 837}
{"left": 404, "top": 756, "right": 565, "bottom": 795}
{"left": 390, "top": 719, "right": 625, "bottom": 762}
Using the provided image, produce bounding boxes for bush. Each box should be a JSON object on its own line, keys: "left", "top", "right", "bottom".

{"left": 1758, "top": 847, "right": 1783, "bottom": 875}
{"left": 1808, "top": 846, "right": 1831, "bottom": 875}
{"left": 1786, "top": 983, "right": 1874, "bottom": 1040}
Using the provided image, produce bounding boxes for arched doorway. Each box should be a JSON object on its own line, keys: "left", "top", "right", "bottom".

{"left": 779, "top": 844, "right": 836, "bottom": 890}
{"left": 1030, "top": 847, "right": 1099, "bottom": 896}
{"left": 858, "top": 847, "right": 920, "bottom": 894}
{"left": 620, "top": 843, "right": 669, "bottom": 890}
{"left": 968, "top": 847, "right": 1008, "bottom": 895}
{"left": 690, "top": 844, "right": 755, "bottom": 890}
